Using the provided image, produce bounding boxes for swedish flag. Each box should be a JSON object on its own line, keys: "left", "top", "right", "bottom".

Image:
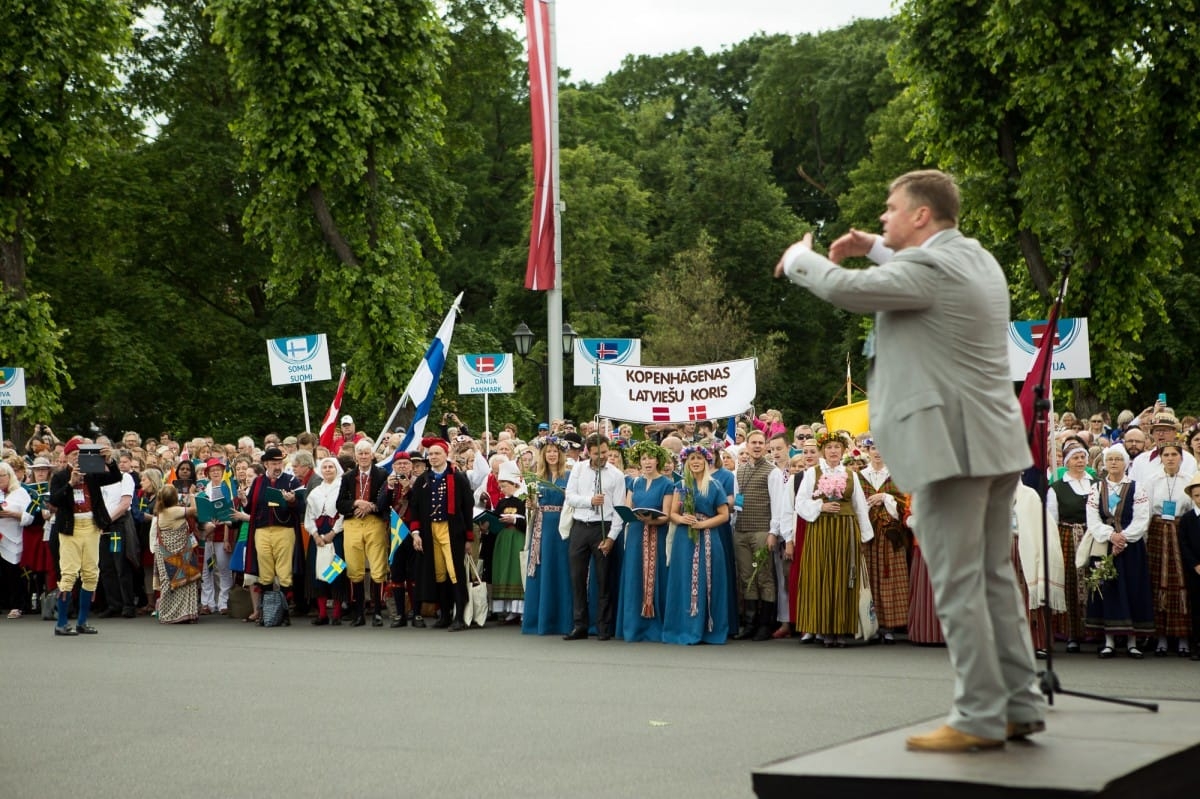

{"left": 389, "top": 509, "right": 410, "bottom": 566}
{"left": 319, "top": 554, "right": 347, "bottom": 583}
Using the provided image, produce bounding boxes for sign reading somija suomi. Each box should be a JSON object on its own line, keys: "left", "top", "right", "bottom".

{"left": 597, "top": 358, "right": 756, "bottom": 423}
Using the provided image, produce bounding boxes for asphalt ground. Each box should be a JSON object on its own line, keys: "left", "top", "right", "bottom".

{"left": 2, "top": 614, "right": 1197, "bottom": 799}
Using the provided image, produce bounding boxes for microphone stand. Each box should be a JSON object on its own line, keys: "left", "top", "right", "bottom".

{"left": 1032, "top": 250, "right": 1155, "bottom": 712}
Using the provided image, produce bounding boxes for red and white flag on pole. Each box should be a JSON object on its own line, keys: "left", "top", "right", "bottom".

{"left": 524, "top": 0, "right": 555, "bottom": 291}
{"left": 318, "top": 365, "right": 348, "bottom": 450}
{"left": 1018, "top": 280, "right": 1067, "bottom": 472}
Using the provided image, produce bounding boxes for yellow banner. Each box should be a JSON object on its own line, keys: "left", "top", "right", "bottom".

{"left": 822, "top": 400, "right": 870, "bottom": 436}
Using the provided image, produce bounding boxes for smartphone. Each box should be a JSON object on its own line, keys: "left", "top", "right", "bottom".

{"left": 1158, "top": 392, "right": 1167, "bottom": 405}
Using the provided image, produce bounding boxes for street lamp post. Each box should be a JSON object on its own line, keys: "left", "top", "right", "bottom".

{"left": 514, "top": 321, "right": 577, "bottom": 423}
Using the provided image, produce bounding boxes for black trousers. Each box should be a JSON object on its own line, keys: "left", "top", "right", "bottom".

{"left": 569, "top": 520, "right": 613, "bottom": 633}
{"left": 98, "top": 516, "right": 136, "bottom": 612}
{"left": 1187, "top": 572, "right": 1200, "bottom": 648}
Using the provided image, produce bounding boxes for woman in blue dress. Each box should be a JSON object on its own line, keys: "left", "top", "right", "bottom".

{"left": 663, "top": 446, "right": 731, "bottom": 645}
{"left": 615, "top": 441, "right": 674, "bottom": 642}
{"left": 521, "top": 438, "right": 574, "bottom": 635}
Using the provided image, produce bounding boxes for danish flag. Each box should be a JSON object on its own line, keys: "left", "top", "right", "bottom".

{"left": 475, "top": 356, "right": 495, "bottom": 373}
{"left": 688, "top": 405, "right": 707, "bottom": 421}
{"left": 652, "top": 406, "right": 671, "bottom": 422}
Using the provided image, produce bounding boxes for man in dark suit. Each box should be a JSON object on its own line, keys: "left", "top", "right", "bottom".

{"left": 408, "top": 438, "right": 474, "bottom": 631}
{"left": 776, "top": 169, "right": 1044, "bottom": 752}
{"left": 336, "top": 440, "right": 391, "bottom": 627}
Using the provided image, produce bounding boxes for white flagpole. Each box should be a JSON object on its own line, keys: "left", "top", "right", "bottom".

{"left": 301, "top": 383, "right": 311, "bottom": 433}
{"left": 545, "top": 0, "right": 565, "bottom": 423}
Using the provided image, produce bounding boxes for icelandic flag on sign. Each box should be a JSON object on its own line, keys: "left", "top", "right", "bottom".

{"left": 393, "top": 293, "right": 464, "bottom": 458}
{"left": 389, "top": 509, "right": 411, "bottom": 566}
{"left": 595, "top": 341, "right": 619, "bottom": 360}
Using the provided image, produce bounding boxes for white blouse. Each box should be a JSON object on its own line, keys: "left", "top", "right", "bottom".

{"left": 1085, "top": 478, "right": 1150, "bottom": 544}
{"left": 1046, "top": 473, "right": 1093, "bottom": 524}
{"left": 304, "top": 481, "right": 345, "bottom": 535}
{"left": 1143, "top": 469, "right": 1194, "bottom": 518}
{"left": 794, "top": 463, "right": 874, "bottom": 542}
{"left": 0, "top": 484, "right": 33, "bottom": 565}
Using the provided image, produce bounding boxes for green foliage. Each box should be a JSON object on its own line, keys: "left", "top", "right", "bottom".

{"left": 0, "top": 290, "right": 73, "bottom": 422}
{"left": 895, "top": 0, "right": 1200, "bottom": 406}
{"left": 210, "top": 0, "right": 453, "bottom": 402}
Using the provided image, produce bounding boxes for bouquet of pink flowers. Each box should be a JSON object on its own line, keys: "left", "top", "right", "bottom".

{"left": 815, "top": 472, "right": 847, "bottom": 502}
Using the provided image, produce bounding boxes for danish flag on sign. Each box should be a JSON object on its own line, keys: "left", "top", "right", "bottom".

{"left": 652, "top": 406, "right": 672, "bottom": 422}
{"left": 475, "top": 356, "right": 495, "bottom": 373}
{"left": 1030, "top": 323, "right": 1061, "bottom": 348}
{"left": 595, "top": 342, "right": 618, "bottom": 360}
{"left": 688, "top": 405, "right": 707, "bottom": 421}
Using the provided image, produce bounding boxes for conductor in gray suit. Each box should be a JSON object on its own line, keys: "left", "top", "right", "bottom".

{"left": 775, "top": 170, "right": 1045, "bottom": 752}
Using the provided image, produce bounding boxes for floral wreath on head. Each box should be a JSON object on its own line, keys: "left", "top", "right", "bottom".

{"left": 534, "top": 435, "right": 568, "bottom": 451}
{"left": 680, "top": 445, "right": 714, "bottom": 465}
{"left": 626, "top": 439, "right": 670, "bottom": 470}
{"left": 842, "top": 447, "right": 867, "bottom": 467}
{"left": 815, "top": 431, "right": 843, "bottom": 450}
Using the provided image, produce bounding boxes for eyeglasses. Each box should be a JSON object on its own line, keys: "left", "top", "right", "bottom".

{"left": 1090, "top": 418, "right": 1103, "bottom": 423}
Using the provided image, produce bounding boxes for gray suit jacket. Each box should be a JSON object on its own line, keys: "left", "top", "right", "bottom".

{"left": 786, "top": 229, "right": 1030, "bottom": 492}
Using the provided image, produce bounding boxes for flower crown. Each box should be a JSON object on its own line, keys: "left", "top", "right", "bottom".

{"left": 680, "top": 445, "right": 714, "bottom": 464}
{"left": 815, "top": 431, "right": 843, "bottom": 449}
{"left": 535, "top": 435, "right": 568, "bottom": 451}
{"left": 626, "top": 440, "right": 669, "bottom": 468}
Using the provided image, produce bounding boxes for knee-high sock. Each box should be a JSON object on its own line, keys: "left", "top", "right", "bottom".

{"left": 77, "top": 589, "right": 94, "bottom": 626}
{"left": 56, "top": 593, "right": 70, "bottom": 627}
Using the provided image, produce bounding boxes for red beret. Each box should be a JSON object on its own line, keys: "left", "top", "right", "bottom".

{"left": 63, "top": 438, "right": 82, "bottom": 457}
{"left": 392, "top": 451, "right": 411, "bottom": 461}
{"left": 421, "top": 437, "right": 450, "bottom": 453}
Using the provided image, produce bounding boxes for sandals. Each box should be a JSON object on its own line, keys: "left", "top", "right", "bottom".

{"left": 243, "top": 611, "right": 261, "bottom": 623}
{"left": 1098, "top": 646, "right": 1115, "bottom": 659}
{"left": 1128, "top": 646, "right": 1144, "bottom": 659}
{"left": 7, "top": 609, "right": 22, "bottom": 619}
{"left": 1066, "top": 640, "right": 1081, "bottom": 654}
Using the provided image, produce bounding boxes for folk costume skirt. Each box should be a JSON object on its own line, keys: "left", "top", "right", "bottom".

{"left": 1146, "top": 516, "right": 1192, "bottom": 638}
{"left": 794, "top": 512, "right": 860, "bottom": 636}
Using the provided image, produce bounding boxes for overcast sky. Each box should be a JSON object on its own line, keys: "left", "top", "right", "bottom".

{"left": 552, "top": 0, "right": 897, "bottom": 83}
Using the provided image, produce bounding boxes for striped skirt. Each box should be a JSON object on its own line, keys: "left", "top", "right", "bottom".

{"left": 1052, "top": 522, "right": 1088, "bottom": 641}
{"left": 907, "top": 545, "right": 944, "bottom": 645}
{"left": 1146, "top": 517, "right": 1192, "bottom": 637}
{"left": 794, "top": 514, "right": 860, "bottom": 636}
{"left": 862, "top": 535, "right": 909, "bottom": 629}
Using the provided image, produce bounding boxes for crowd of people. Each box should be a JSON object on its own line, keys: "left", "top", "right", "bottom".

{"left": 1, "top": 404, "right": 1197, "bottom": 659}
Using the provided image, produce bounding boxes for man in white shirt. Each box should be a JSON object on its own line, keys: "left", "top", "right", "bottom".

{"left": 766, "top": 433, "right": 794, "bottom": 637}
{"left": 97, "top": 462, "right": 137, "bottom": 618}
{"left": 563, "top": 434, "right": 625, "bottom": 640}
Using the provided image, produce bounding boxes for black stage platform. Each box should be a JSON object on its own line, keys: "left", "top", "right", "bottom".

{"left": 754, "top": 696, "right": 1199, "bottom": 799}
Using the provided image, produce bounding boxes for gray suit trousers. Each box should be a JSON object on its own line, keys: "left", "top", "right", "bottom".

{"left": 915, "top": 473, "right": 1044, "bottom": 740}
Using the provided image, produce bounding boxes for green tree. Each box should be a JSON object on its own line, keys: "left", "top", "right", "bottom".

{"left": 895, "top": 0, "right": 1200, "bottom": 407}
{"left": 0, "top": 0, "right": 131, "bottom": 428}
{"left": 210, "top": 0, "right": 454, "bottom": 404}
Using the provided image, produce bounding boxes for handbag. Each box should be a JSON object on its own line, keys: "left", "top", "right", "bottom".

{"left": 558, "top": 503, "right": 574, "bottom": 540}
{"left": 854, "top": 557, "right": 878, "bottom": 641}
{"left": 462, "top": 555, "right": 489, "bottom": 628}
{"left": 1074, "top": 529, "right": 1110, "bottom": 569}
{"left": 260, "top": 587, "right": 289, "bottom": 627}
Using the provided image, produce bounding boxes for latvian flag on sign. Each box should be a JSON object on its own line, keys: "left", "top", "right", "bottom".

{"left": 474, "top": 355, "right": 495, "bottom": 373}
{"left": 652, "top": 407, "right": 672, "bottom": 422}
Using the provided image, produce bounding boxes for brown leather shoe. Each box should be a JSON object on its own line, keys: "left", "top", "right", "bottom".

{"left": 1005, "top": 720, "right": 1046, "bottom": 740}
{"left": 905, "top": 725, "right": 1003, "bottom": 752}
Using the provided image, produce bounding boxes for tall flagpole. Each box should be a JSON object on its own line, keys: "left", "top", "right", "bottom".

{"left": 545, "top": 0, "right": 565, "bottom": 423}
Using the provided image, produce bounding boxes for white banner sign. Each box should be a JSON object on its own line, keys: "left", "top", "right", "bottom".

{"left": 457, "top": 353, "right": 515, "bottom": 395}
{"left": 1007, "top": 318, "right": 1091, "bottom": 381}
{"left": 574, "top": 338, "right": 641, "bottom": 386}
{"left": 0, "top": 368, "right": 27, "bottom": 407}
{"left": 266, "top": 334, "right": 332, "bottom": 386}
{"left": 598, "top": 358, "right": 756, "bottom": 423}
